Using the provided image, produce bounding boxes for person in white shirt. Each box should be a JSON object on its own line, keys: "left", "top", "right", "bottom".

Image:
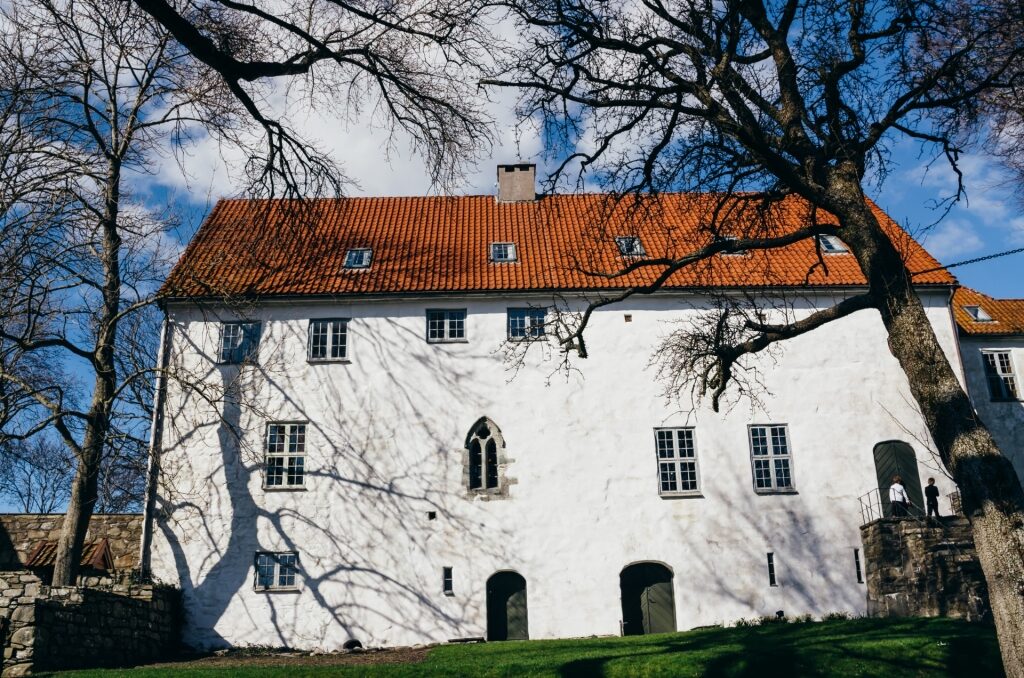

{"left": 889, "top": 475, "right": 910, "bottom": 517}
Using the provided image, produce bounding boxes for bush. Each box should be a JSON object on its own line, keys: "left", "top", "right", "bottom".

{"left": 822, "top": 611, "right": 853, "bottom": 621}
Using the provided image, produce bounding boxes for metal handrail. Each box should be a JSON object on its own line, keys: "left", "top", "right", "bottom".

{"left": 858, "top": 487, "right": 962, "bottom": 527}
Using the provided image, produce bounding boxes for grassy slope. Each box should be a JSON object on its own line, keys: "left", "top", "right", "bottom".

{"left": 54, "top": 618, "right": 1003, "bottom": 678}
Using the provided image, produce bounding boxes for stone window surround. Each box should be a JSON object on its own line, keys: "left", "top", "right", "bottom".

{"left": 462, "top": 417, "right": 515, "bottom": 500}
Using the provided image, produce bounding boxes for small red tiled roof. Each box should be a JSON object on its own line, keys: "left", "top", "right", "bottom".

{"left": 161, "top": 193, "right": 954, "bottom": 298}
{"left": 24, "top": 539, "right": 114, "bottom": 571}
{"left": 953, "top": 287, "right": 1024, "bottom": 336}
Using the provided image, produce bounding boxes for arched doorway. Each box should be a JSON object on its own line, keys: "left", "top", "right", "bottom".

{"left": 486, "top": 571, "right": 528, "bottom": 641}
{"left": 873, "top": 441, "right": 924, "bottom": 516}
{"left": 620, "top": 562, "right": 676, "bottom": 636}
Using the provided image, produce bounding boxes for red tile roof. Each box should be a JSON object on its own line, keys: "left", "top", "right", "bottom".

{"left": 161, "top": 193, "right": 955, "bottom": 298}
{"left": 953, "top": 287, "right": 1024, "bottom": 336}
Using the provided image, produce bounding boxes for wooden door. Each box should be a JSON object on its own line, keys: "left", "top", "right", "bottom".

{"left": 487, "top": 572, "right": 529, "bottom": 641}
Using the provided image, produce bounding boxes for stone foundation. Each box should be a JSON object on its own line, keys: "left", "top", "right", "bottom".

{"left": 0, "top": 571, "right": 180, "bottom": 676}
{"left": 860, "top": 516, "right": 989, "bottom": 621}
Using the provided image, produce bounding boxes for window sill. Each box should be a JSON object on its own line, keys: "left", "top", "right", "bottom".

{"left": 263, "top": 485, "right": 308, "bottom": 492}
{"left": 989, "top": 398, "right": 1023, "bottom": 403}
{"left": 754, "top": 489, "right": 799, "bottom": 495}
{"left": 659, "top": 492, "right": 704, "bottom": 499}
{"left": 427, "top": 339, "right": 470, "bottom": 344}
{"left": 489, "top": 260, "right": 519, "bottom": 264}
{"left": 254, "top": 587, "right": 300, "bottom": 594}
{"left": 307, "top": 359, "right": 351, "bottom": 364}
{"left": 506, "top": 336, "right": 547, "bottom": 342}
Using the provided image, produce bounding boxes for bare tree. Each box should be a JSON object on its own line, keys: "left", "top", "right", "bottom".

{"left": 0, "top": 438, "right": 74, "bottom": 514}
{"left": 0, "top": 0, "right": 258, "bottom": 585}
{"left": 484, "top": 0, "right": 1024, "bottom": 673}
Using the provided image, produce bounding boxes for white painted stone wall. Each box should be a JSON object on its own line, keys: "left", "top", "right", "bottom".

{"left": 958, "top": 334, "right": 1024, "bottom": 485}
{"left": 150, "top": 289, "right": 964, "bottom": 650}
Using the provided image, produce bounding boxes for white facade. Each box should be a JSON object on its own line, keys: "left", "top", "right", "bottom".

{"left": 959, "top": 335, "right": 1024, "bottom": 484}
{"left": 150, "top": 289, "right": 964, "bottom": 650}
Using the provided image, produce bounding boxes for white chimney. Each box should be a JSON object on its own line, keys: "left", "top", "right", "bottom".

{"left": 496, "top": 163, "right": 537, "bottom": 202}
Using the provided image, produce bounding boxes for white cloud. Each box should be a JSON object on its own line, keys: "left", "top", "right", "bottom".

{"left": 920, "top": 219, "right": 986, "bottom": 260}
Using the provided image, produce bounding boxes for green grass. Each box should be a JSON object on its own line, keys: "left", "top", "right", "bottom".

{"left": 53, "top": 617, "right": 1003, "bottom": 677}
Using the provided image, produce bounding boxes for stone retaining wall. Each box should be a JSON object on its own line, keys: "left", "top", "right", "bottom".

{"left": 860, "top": 516, "right": 989, "bottom": 621}
{"left": 0, "top": 571, "right": 180, "bottom": 676}
{"left": 0, "top": 514, "right": 142, "bottom": 571}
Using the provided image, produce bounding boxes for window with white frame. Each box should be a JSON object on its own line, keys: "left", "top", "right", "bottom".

{"left": 426, "top": 310, "right": 467, "bottom": 342}
{"left": 615, "top": 236, "right": 646, "bottom": 257}
{"left": 749, "top": 425, "right": 794, "bottom": 491}
{"left": 982, "top": 351, "right": 1019, "bottom": 401}
{"left": 265, "top": 423, "right": 306, "bottom": 488}
{"left": 218, "top": 321, "right": 261, "bottom": 364}
{"left": 308, "top": 319, "right": 348, "bottom": 361}
{"left": 343, "top": 248, "right": 372, "bottom": 269}
{"left": 507, "top": 307, "right": 546, "bottom": 340}
{"left": 254, "top": 552, "right": 299, "bottom": 590}
{"left": 490, "top": 242, "right": 518, "bottom": 262}
{"left": 655, "top": 428, "right": 700, "bottom": 495}
{"left": 817, "top": 234, "right": 848, "bottom": 253}
{"left": 964, "top": 305, "right": 994, "bottom": 322}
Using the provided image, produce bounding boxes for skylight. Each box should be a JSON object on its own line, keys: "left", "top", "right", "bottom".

{"left": 615, "top": 236, "right": 646, "bottom": 257}
{"left": 343, "top": 248, "right": 372, "bottom": 269}
{"left": 490, "top": 242, "right": 517, "bottom": 262}
{"left": 817, "top": 235, "right": 848, "bottom": 253}
{"left": 963, "top": 305, "right": 993, "bottom": 322}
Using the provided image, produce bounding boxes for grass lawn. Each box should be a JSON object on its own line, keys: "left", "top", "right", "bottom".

{"left": 51, "top": 617, "right": 1003, "bottom": 677}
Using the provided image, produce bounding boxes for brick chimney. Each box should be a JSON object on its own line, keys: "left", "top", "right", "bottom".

{"left": 496, "top": 163, "right": 536, "bottom": 202}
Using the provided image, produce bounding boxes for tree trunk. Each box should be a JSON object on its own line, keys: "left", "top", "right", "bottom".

{"left": 830, "top": 166, "right": 1024, "bottom": 678}
{"left": 51, "top": 156, "right": 123, "bottom": 586}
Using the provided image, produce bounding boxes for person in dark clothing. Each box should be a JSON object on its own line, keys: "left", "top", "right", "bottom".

{"left": 925, "top": 477, "right": 941, "bottom": 518}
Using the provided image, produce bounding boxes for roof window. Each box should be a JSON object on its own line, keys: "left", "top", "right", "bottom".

{"left": 490, "top": 242, "right": 518, "bottom": 262}
{"left": 343, "top": 248, "right": 372, "bottom": 269}
{"left": 717, "top": 235, "right": 748, "bottom": 256}
{"left": 817, "top": 235, "right": 848, "bottom": 253}
{"left": 615, "top": 236, "right": 646, "bottom": 257}
{"left": 963, "top": 305, "right": 993, "bottom": 322}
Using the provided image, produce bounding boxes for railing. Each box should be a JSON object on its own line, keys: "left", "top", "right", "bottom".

{"left": 858, "top": 487, "right": 963, "bottom": 526}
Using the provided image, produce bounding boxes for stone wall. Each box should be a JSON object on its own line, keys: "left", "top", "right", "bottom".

{"left": 0, "top": 571, "right": 180, "bottom": 676}
{"left": 860, "top": 516, "right": 989, "bottom": 621}
{"left": 0, "top": 514, "right": 142, "bottom": 571}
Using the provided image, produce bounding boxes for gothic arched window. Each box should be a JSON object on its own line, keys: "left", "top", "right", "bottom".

{"left": 466, "top": 418, "right": 504, "bottom": 492}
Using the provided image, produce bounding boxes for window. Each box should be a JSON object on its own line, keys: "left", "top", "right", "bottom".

{"left": 655, "top": 428, "right": 700, "bottom": 495}
{"left": 717, "top": 235, "right": 747, "bottom": 255}
{"left": 308, "top": 319, "right": 348, "bottom": 361}
{"left": 749, "top": 425, "right": 794, "bottom": 492}
{"left": 343, "top": 248, "right": 372, "bottom": 269}
{"left": 507, "top": 307, "right": 546, "bottom": 340}
{"left": 254, "top": 552, "right": 299, "bottom": 591}
{"left": 466, "top": 418, "right": 503, "bottom": 492}
{"left": 982, "top": 351, "right": 1019, "bottom": 401}
{"left": 265, "top": 423, "right": 306, "bottom": 488}
{"left": 426, "top": 310, "right": 467, "bottom": 342}
{"left": 854, "top": 548, "right": 864, "bottom": 584}
{"left": 615, "top": 236, "right": 646, "bottom": 257}
{"left": 817, "top": 234, "right": 848, "bottom": 253}
{"left": 766, "top": 552, "right": 778, "bottom": 586}
{"left": 964, "top": 305, "right": 993, "bottom": 322}
{"left": 490, "top": 242, "right": 517, "bottom": 262}
{"left": 218, "top": 321, "right": 261, "bottom": 364}
{"left": 443, "top": 567, "right": 454, "bottom": 595}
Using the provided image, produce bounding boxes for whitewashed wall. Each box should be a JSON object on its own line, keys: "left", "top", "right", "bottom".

{"left": 959, "top": 335, "right": 1024, "bottom": 485}
{"left": 150, "top": 289, "right": 963, "bottom": 650}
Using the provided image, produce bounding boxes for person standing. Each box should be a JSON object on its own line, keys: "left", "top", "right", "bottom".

{"left": 925, "top": 477, "right": 941, "bottom": 518}
{"left": 889, "top": 475, "right": 910, "bottom": 517}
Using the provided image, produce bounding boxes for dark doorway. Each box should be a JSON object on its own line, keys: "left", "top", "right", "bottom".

{"left": 486, "top": 571, "right": 528, "bottom": 641}
{"left": 620, "top": 562, "right": 676, "bottom": 636}
{"left": 873, "top": 441, "right": 925, "bottom": 516}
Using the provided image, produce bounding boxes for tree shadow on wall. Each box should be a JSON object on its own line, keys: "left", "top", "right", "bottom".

{"left": 154, "top": 314, "right": 519, "bottom": 651}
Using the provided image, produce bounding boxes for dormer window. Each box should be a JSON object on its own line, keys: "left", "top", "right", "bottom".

{"left": 490, "top": 242, "right": 518, "bottom": 262}
{"left": 615, "top": 236, "right": 646, "bottom": 257}
{"left": 817, "top": 235, "right": 848, "bottom": 253}
{"left": 963, "top": 305, "right": 993, "bottom": 322}
{"left": 344, "top": 248, "right": 372, "bottom": 269}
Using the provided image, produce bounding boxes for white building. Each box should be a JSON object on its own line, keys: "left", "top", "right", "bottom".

{"left": 149, "top": 166, "right": 978, "bottom": 650}
{"left": 952, "top": 287, "right": 1024, "bottom": 486}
